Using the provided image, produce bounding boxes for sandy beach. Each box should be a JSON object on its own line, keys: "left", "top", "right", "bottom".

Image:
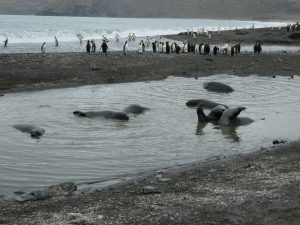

{"left": 0, "top": 27, "right": 300, "bottom": 225}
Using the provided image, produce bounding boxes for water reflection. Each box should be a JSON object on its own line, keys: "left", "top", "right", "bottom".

{"left": 220, "top": 125, "right": 240, "bottom": 142}
{"left": 195, "top": 122, "right": 208, "bottom": 135}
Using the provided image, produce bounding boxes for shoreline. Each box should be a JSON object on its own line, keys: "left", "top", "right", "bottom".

{"left": 0, "top": 140, "right": 299, "bottom": 224}
{"left": 1, "top": 51, "right": 300, "bottom": 95}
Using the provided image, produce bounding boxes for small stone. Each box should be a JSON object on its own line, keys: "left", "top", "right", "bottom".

{"left": 67, "top": 213, "right": 86, "bottom": 221}
{"left": 73, "top": 191, "right": 83, "bottom": 196}
{"left": 13, "top": 191, "right": 26, "bottom": 195}
{"left": 189, "top": 176, "right": 197, "bottom": 180}
{"left": 97, "top": 215, "right": 104, "bottom": 220}
{"left": 15, "top": 194, "right": 36, "bottom": 203}
{"left": 158, "top": 178, "right": 171, "bottom": 182}
{"left": 48, "top": 182, "right": 77, "bottom": 196}
{"left": 208, "top": 169, "right": 216, "bottom": 173}
{"left": 156, "top": 174, "right": 162, "bottom": 179}
{"left": 65, "top": 213, "right": 94, "bottom": 225}
{"left": 31, "top": 190, "right": 49, "bottom": 200}
{"left": 143, "top": 186, "right": 160, "bottom": 195}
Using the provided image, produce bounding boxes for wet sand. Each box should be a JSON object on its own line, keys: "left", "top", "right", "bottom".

{"left": 0, "top": 51, "right": 300, "bottom": 94}
{"left": 0, "top": 28, "right": 300, "bottom": 224}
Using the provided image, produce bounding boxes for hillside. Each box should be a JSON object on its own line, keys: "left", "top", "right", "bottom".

{"left": 37, "top": 0, "right": 300, "bottom": 20}
{"left": 0, "top": 0, "right": 53, "bottom": 15}
{"left": 0, "top": 0, "right": 299, "bottom": 20}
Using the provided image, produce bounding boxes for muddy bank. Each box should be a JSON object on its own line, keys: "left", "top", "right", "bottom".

{"left": 0, "top": 51, "right": 300, "bottom": 94}
{"left": 0, "top": 141, "right": 299, "bottom": 225}
{"left": 165, "top": 27, "right": 300, "bottom": 45}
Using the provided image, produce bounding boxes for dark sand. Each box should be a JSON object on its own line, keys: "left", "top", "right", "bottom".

{"left": 0, "top": 28, "right": 299, "bottom": 224}
{"left": 166, "top": 27, "right": 300, "bottom": 45}
{"left": 1, "top": 51, "right": 300, "bottom": 93}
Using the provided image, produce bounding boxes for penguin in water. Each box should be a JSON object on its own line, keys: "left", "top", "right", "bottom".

{"left": 4, "top": 37, "right": 8, "bottom": 47}
{"left": 115, "top": 33, "right": 120, "bottom": 42}
{"left": 77, "top": 34, "right": 83, "bottom": 44}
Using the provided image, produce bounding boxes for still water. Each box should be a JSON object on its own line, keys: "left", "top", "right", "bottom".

{"left": 0, "top": 75, "right": 299, "bottom": 194}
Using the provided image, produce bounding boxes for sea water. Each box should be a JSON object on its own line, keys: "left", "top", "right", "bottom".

{"left": 0, "top": 75, "right": 299, "bottom": 194}
{"left": 0, "top": 15, "right": 290, "bottom": 54}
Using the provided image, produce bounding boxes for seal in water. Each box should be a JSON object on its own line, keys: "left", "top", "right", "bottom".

{"left": 123, "top": 104, "right": 150, "bottom": 114}
{"left": 13, "top": 124, "right": 45, "bottom": 138}
{"left": 73, "top": 111, "right": 129, "bottom": 120}
{"left": 218, "top": 107, "right": 253, "bottom": 126}
{"left": 197, "top": 104, "right": 226, "bottom": 123}
{"left": 203, "top": 81, "right": 234, "bottom": 93}
{"left": 186, "top": 99, "right": 228, "bottom": 109}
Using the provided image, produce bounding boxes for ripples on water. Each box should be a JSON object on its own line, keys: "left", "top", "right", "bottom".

{"left": 0, "top": 75, "right": 299, "bottom": 194}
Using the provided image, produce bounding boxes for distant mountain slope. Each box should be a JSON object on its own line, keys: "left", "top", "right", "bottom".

{"left": 0, "top": 0, "right": 299, "bottom": 20}
{"left": 37, "top": 0, "right": 300, "bottom": 19}
{"left": 0, "top": 0, "right": 54, "bottom": 15}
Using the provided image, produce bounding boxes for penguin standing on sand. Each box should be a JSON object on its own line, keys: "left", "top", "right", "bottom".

{"left": 175, "top": 44, "right": 181, "bottom": 54}
{"left": 101, "top": 40, "right": 108, "bottom": 54}
{"left": 41, "top": 42, "right": 46, "bottom": 53}
{"left": 166, "top": 42, "right": 170, "bottom": 54}
{"left": 54, "top": 36, "right": 58, "bottom": 47}
{"left": 138, "top": 41, "right": 143, "bottom": 53}
{"left": 152, "top": 42, "right": 157, "bottom": 52}
{"left": 230, "top": 46, "right": 235, "bottom": 56}
{"left": 204, "top": 43, "right": 210, "bottom": 55}
{"left": 213, "top": 46, "right": 219, "bottom": 55}
{"left": 123, "top": 41, "right": 128, "bottom": 55}
{"left": 171, "top": 42, "right": 176, "bottom": 53}
{"left": 86, "top": 40, "right": 91, "bottom": 54}
{"left": 91, "top": 40, "right": 96, "bottom": 52}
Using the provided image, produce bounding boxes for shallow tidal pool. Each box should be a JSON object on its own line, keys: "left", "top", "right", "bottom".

{"left": 0, "top": 74, "right": 299, "bottom": 194}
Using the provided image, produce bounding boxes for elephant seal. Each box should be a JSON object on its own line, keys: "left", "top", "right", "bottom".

{"left": 203, "top": 81, "right": 234, "bottom": 93}
{"left": 186, "top": 99, "right": 228, "bottom": 109}
{"left": 197, "top": 104, "right": 226, "bottom": 123}
{"left": 73, "top": 110, "right": 129, "bottom": 120}
{"left": 13, "top": 124, "right": 45, "bottom": 138}
{"left": 218, "top": 107, "right": 253, "bottom": 126}
{"left": 123, "top": 104, "right": 150, "bottom": 114}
